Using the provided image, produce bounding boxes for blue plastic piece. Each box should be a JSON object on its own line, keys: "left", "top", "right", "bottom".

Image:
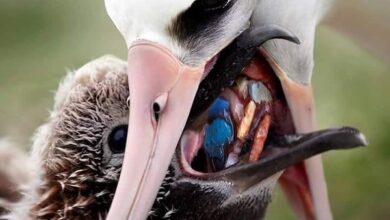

{"left": 204, "top": 118, "right": 233, "bottom": 161}
{"left": 208, "top": 97, "right": 230, "bottom": 118}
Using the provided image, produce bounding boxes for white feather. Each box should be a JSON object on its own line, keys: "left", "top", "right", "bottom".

{"left": 251, "top": 0, "right": 332, "bottom": 84}
{"left": 104, "top": 0, "right": 195, "bottom": 48}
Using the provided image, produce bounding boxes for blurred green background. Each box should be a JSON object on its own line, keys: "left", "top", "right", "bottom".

{"left": 0, "top": 1, "right": 389, "bottom": 219}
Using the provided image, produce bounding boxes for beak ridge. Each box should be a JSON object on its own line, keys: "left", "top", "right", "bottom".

{"left": 107, "top": 40, "right": 204, "bottom": 220}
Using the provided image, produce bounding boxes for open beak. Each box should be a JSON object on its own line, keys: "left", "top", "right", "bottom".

{"left": 107, "top": 40, "right": 205, "bottom": 220}
{"left": 214, "top": 126, "right": 367, "bottom": 192}
{"left": 105, "top": 22, "right": 365, "bottom": 220}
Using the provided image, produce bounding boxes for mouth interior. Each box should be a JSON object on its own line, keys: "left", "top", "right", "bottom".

{"left": 180, "top": 50, "right": 296, "bottom": 174}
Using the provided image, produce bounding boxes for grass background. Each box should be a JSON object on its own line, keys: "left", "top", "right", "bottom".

{"left": 0, "top": 1, "right": 389, "bottom": 219}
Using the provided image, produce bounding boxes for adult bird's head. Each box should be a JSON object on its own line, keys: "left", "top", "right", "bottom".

{"left": 104, "top": 0, "right": 367, "bottom": 219}
{"left": 104, "top": 1, "right": 304, "bottom": 219}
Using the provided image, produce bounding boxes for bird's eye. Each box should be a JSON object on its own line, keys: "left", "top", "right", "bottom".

{"left": 108, "top": 125, "right": 128, "bottom": 154}
{"left": 200, "top": 0, "right": 230, "bottom": 11}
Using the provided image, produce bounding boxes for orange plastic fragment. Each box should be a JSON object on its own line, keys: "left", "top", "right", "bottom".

{"left": 249, "top": 113, "right": 271, "bottom": 162}
{"left": 237, "top": 101, "right": 256, "bottom": 141}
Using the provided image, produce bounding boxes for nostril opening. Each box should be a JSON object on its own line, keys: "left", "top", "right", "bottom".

{"left": 153, "top": 102, "right": 161, "bottom": 121}
{"left": 152, "top": 93, "right": 168, "bottom": 123}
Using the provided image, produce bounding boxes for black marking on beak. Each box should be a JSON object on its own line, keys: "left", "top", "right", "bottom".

{"left": 190, "top": 25, "right": 300, "bottom": 119}
{"left": 209, "top": 127, "right": 367, "bottom": 192}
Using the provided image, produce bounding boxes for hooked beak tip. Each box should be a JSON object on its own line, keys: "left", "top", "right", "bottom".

{"left": 358, "top": 132, "right": 369, "bottom": 146}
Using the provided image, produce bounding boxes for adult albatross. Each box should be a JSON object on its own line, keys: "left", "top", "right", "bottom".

{"left": 1, "top": 55, "right": 366, "bottom": 220}
{"left": 103, "top": 0, "right": 367, "bottom": 219}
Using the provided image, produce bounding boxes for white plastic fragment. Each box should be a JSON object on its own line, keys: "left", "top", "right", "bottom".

{"left": 248, "top": 81, "right": 272, "bottom": 103}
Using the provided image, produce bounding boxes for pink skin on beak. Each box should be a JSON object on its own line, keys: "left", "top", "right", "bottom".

{"left": 107, "top": 40, "right": 204, "bottom": 220}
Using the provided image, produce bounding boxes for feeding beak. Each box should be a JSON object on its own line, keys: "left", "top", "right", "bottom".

{"left": 249, "top": 0, "right": 357, "bottom": 217}
{"left": 262, "top": 48, "right": 347, "bottom": 220}
{"left": 107, "top": 41, "right": 205, "bottom": 220}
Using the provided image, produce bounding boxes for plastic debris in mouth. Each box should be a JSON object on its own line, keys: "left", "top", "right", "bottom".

{"left": 181, "top": 51, "right": 297, "bottom": 174}
{"left": 187, "top": 72, "right": 276, "bottom": 173}
{"left": 203, "top": 98, "right": 234, "bottom": 171}
{"left": 248, "top": 81, "right": 272, "bottom": 103}
{"left": 204, "top": 118, "right": 233, "bottom": 171}
{"left": 180, "top": 50, "right": 367, "bottom": 177}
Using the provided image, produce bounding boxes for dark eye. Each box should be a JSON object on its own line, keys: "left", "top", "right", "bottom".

{"left": 201, "top": 0, "right": 230, "bottom": 11}
{"left": 108, "top": 125, "right": 128, "bottom": 154}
